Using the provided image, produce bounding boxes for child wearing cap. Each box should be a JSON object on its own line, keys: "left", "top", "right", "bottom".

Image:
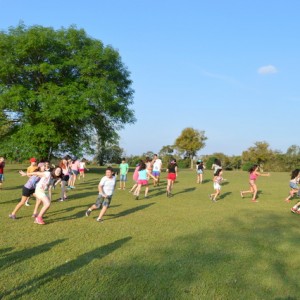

{"left": 196, "top": 159, "right": 205, "bottom": 184}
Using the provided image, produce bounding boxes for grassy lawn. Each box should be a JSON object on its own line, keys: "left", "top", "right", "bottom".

{"left": 0, "top": 165, "right": 299, "bottom": 299}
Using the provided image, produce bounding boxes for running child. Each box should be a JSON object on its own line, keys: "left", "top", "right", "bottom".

{"left": 134, "top": 161, "right": 158, "bottom": 200}
{"left": 79, "top": 159, "right": 89, "bottom": 181}
{"left": 209, "top": 168, "right": 224, "bottom": 202}
{"left": 85, "top": 167, "right": 116, "bottom": 222}
{"left": 9, "top": 168, "right": 41, "bottom": 219}
{"left": 166, "top": 159, "right": 178, "bottom": 197}
{"left": 240, "top": 164, "right": 270, "bottom": 202}
{"left": 129, "top": 161, "right": 142, "bottom": 193}
{"left": 26, "top": 166, "right": 62, "bottom": 224}
{"left": 196, "top": 159, "right": 205, "bottom": 184}
{"left": 285, "top": 169, "right": 300, "bottom": 202}
{"left": 24, "top": 157, "right": 39, "bottom": 206}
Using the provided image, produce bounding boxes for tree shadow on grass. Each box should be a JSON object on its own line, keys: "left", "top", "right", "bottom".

{"left": 1, "top": 237, "right": 132, "bottom": 299}
{"left": 0, "top": 239, "right": 66, "bottom": 272}
{"left": 0, "top": 247, "right": 14, "bottom": 256}
{"left": 93, "top": 212, "right": 300, "bottom": 299}
{"left": 107, "top": 203, "right": 155, "bottom": 220}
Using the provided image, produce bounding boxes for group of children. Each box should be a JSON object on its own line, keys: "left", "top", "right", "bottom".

{"left": 3, "top": 153, "right": 300, "bottom": 224}
{"left": 7, "top": 156, "right": 88, "bottom": 224}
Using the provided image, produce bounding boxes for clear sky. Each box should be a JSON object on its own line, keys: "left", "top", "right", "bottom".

{"left": 1, "top": 0, "right": 299, "bottom": 157}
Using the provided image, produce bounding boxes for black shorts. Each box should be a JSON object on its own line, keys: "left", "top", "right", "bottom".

{"left": 62, "top": 175, "right": 69, "bottom": 182}
{"left": 22, "top": 186, "right": 35, "bottom": 197}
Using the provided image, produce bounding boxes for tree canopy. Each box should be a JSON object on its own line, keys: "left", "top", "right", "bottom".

{"left": 174, "top": 127, "right": 207, "bottom": 168}
{"left": 0, "top": 24, "right": 135, "bottom": 160}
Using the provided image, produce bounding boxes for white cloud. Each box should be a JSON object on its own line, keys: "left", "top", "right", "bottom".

{"left": 257, "top": 65, "right": 278, "bottom": 75}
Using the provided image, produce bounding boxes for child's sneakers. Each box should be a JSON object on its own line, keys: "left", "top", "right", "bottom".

{"left": 34, "top": 216, "right": 45, "bottom": 225}
{"left": 9, "top": 214, "right": 16, "bottom": 220}
{"left": 96, "top": 218, "right": 103, "bottom": 223}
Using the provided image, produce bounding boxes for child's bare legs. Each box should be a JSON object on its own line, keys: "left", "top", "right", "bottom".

{"left": 10, "top": 196, "right": 29, "bottom": 216}
{"left": 38, "top": 196, "right": 50, "bottom": 218}
{"left": 240, "top": 182, "right": 256, "bottom": 200}
{"left": 134, "top": 184, "right": 142, "bottom": 199}
{"left": 97, "top": 205, "right": 108, "bottom": 221}
{"left": 60, "top": 181, "right": 67, "bottom": 200}
{"left": 33, "top": 198, "right": 42, "bottom": 216}
{"left": 144, "top": 185, "right": 149, "bottom": 197}
{"left": 48, "top": 187, "right": 52, "bottom": 202}
{"left": 71, "top": 174, "right": 77, "bottom": 187}
{"left": 166, "top": 180, "right": 174, "bottom": 196}
{"left": 210, "top": 189, "right": 220, "bottom": 202}
{"left": 285, "top": 189, "right": 298, "bottom": 202}
{"left": 129, "top": 183, "right": 138, "bottom": 193}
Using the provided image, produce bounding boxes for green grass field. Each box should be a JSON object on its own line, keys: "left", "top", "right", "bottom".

{"left": 0, "top": 165, "right": 299, "bottom": 300}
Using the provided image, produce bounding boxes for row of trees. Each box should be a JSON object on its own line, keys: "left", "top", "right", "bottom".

{"left": 124, "top": 140, "right": 300, "bottom": 172}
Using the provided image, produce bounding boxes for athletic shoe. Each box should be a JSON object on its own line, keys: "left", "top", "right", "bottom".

{"left": 291, "top": 207, "right": 297, "bottom": 213}
{"left": 58, "top": 198, "right": 64, "bottom": 202}
{"left": 32, "top": 213, "right": 38, "bottom": 218}
{"left": 34, "top": 217, "right": 45, "bottom": 225}
{"left": 251, "top": 200, "right": 259, "bottom": 203}
{"left": 135, "top": 196, "right": 139, "bottom": 200}
{"left": 240, "top": 192, "right": 244, "bottom": 198}
{"left": 9, "top": 214, "right": 16, "bottom": 220}
{"left": 85, "top": 209, "right": 91, "bottom": 217}
{"left": 96, "top": 218, "right": 103, "bottom": 223}
{"left": 25, "top": 202, "right": 30, "bottom": 206}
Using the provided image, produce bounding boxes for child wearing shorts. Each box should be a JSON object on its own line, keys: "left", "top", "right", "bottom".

{"left": 285, "top": 169, "right": 300, "bottom": 202}
{"left": 85, "top": 167, "right": 116, "bottom": 222}
{"left": 119, "top": 158, "right": 129, "bottom": 190}
{"left": 209, "top": 168, "right": 223, "bottom": 202}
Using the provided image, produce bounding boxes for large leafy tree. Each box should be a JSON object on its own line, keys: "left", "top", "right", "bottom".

{"left": 175, "top": 127, "right": 207, "bottom": 169}
{"left": 0, "top": 24, "right": 135, "bottom": 160}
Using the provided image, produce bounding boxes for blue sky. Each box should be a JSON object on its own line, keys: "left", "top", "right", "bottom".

{"left": 1, "top": 0, "right": 299, "bottom": 157}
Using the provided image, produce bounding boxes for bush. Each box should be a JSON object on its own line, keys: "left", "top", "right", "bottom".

{"left": 177, "top": 159, "right": 190, "bottom": 169}
{"left": 241, "top": 162, "right": 255, "bottom": 171}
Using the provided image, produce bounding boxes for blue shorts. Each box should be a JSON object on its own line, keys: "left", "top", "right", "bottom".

{"left": 152, "top": 171, "right": 160, "bottom": 177}
{"left": 197, "top": 170, "right": 203, "bottom": 174}
{"left": 0, "top": 174, "right": 4, "bottom": 182}
{"left": 290, "top": 182, "right": 299, "bottom": 189}
{"left": 72, "top": 170, "right": 79, "bottom": 176}
{"left": 120, "top": 174, "right": 127, "bottom": 182}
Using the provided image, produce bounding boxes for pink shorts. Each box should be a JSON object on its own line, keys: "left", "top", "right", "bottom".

{"left": 79, "top": 169, "right": 84, "bottom": 172}
{"left": 138, "top": 180, "right": 148, "bottom": 186}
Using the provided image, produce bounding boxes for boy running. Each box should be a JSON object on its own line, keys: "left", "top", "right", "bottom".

{"left": 85, "top": 167, "right": 116, "bottom": 222}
